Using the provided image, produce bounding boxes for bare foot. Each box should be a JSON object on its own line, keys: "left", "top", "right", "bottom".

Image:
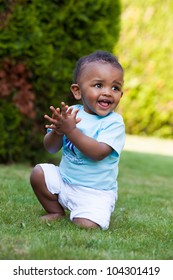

{"left": 40, "top": 213, "right": 65, "bottom": 221}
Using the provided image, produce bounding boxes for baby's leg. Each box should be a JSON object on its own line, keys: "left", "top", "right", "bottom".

{"left": 30, "top": 164, "right": 65, "bottom": 220}
{"left": 73, "top": 218, "right": 100, "bottom": 229}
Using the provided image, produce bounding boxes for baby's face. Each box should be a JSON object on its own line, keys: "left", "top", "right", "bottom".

{"left": 74, "top": 61, "right": 123, "bottom": 116}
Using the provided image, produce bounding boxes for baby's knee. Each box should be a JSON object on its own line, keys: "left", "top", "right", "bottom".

{"left": 30, "top": 164, "right": 44, "bottom": 186}
{"left": 73, "top": 218, "right": 100, "bottom": 229}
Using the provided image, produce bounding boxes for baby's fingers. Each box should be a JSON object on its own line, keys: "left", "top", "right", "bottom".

{"left": 44, "top": 114, "right": 55, "bottom": 123}
{"left": 72, "top": 109, "right": 81, "bottom": 124}
{"left": 72, "top": 109, "right": 80, "bottom": 118}
{"left": 76, "top": 118, "right": 81, "bottom": 124}
{"left": 67, "top": 107, "right": 73, "bottom": 115}
{"left": 49, "top": 106, "right": 61, "bottom": 119}
{"left": 61, "top": 102, "right": 69, "bottom": 118}
{"left": 45, "top": 124, "right": 56, "bottom": 129}
{"left": 44, "top": 113, "right": 61, "bottom": 124}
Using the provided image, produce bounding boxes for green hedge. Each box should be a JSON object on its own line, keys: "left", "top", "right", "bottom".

{"left": 0, "top": 0, "right": 121, "bottom": 163}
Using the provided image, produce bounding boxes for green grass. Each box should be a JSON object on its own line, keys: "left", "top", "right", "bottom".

{"left": 0, "top": 150, "right": 173, "bottom": 260}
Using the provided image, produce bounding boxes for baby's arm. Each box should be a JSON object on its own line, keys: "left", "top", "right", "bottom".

{"left": 67, "top": 128, "right": 113, "bottom": 161}
{"left": 43, "top": 129, "right": 63, "bottom": 154}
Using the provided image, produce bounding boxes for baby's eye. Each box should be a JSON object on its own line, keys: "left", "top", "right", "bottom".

{"left": 112, "top": 85, "right": 120, "bottom": 91}
{"left": 95, "top": 83, "right": 102, "bottom": 88}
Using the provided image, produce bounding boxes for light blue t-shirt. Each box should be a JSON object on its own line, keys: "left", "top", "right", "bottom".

{"left": 59, "top": 105, "right": 125, "bottom": 191}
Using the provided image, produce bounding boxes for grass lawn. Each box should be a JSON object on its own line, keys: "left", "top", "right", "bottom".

{"left": 0, "top": 150, "right": 173, "bottom": 260}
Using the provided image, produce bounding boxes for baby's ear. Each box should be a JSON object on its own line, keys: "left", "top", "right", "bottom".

{"left": 70, "top": 84, "right": 81, "bottom": 100}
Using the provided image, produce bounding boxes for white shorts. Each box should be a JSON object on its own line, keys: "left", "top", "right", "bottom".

{"left": 39, "top": 163, "right": 117, "bottom": 230}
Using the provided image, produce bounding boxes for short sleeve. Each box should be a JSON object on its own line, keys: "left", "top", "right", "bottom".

{"left": 97, "top": 115, "right": 125, "bottom": 156}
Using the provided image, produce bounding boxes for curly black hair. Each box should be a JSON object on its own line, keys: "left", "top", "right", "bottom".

{"left": 73, "top": 50, "right": 123, "bottom": 83}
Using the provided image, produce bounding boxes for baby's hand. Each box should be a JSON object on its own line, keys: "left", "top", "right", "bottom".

{"left": 59, "top": 102, "right": 81, "bottom": 135}
{"left": 44, "top": 102, "right": 81, "bottom": 135}
{"left": 44, "top": 105, "right": 64, "bottom": 135}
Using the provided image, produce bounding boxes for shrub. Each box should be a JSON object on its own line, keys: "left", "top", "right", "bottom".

{"left": 0, "top": 0, "right": 121, "bottom": 163}
{"left": 114, "top": 0, "right": 173, "bottom": 138}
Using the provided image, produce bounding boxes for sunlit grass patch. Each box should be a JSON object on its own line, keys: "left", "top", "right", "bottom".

{"left": 0, "top": 151, "right": 173, "bottom": 260}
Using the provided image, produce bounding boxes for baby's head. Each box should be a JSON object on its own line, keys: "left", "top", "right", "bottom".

{"left": 71, "top": 50, "right": 124, "bottom": 116}
{"left": 73, "top": 50, "right": 124, "bottom": 83}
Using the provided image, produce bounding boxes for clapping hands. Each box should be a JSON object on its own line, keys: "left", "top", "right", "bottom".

{"left": 44, "top": 102, "right": 81, "bottom": 136}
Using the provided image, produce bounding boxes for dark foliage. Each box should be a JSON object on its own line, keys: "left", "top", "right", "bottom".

{"left": 0, "top": 0, "right": 121, "bottom": 163}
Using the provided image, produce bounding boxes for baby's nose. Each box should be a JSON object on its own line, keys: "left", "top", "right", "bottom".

{"left": 101, "top": 88, "right": 111, "bottom": 96}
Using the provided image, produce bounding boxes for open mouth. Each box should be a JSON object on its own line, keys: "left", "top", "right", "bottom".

{"left": 98, "top": 99, "right": 113, "bottom": 108}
